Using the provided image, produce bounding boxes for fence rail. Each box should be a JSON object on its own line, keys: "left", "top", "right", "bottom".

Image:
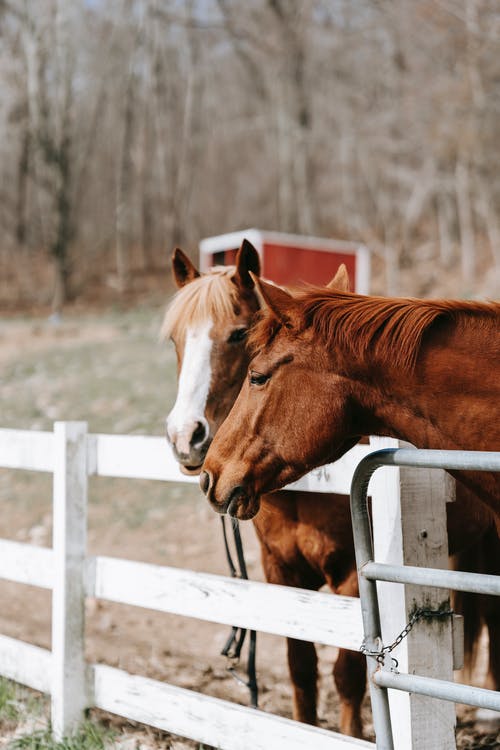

{"left": 351, "top": 448, "right": 500, "bottom": 750}
{"left": 91, "top": 556, "right": 363, "bottom": 648}
{"left": 92, "top": 664, "right": 375, "bottom": 750}
{"left": 0, "top": 539, "right": 53, "bottom": 588}
{"left": 0, "top": 423, "right": 373, "bottom": 750}
{"left": 0, "top": 634, "right": 52, "bottom": 693}
{"left": 1, "top": 424, "right": 498, "bottom": 750}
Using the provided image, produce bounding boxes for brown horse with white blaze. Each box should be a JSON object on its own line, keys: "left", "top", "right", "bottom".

{"left": 164, "top": 243, "right": 260, "bottom": 472}
{"left": 165, "top": 243, "right": 500, "bottom": 736}
{"left": 163, "top": 242, "right": 371, "bottom": 735}
{"left": 201, "top": 278, "right": 500, "bottom": 525}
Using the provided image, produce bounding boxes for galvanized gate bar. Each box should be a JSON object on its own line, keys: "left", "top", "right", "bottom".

{"left": 355, "top": 448, "right": 500, "bottom": 474}
{"left": 374, "top": 671, "right": 500, "bottom": 712}
{"left": 350, "top": 447, "right": 500, "bottom": 750}
{"left": 350, "top": 453, "right": 395, "bottom": 750}
{"left": 362, "top": 562, "right": 500, "bottom": 596}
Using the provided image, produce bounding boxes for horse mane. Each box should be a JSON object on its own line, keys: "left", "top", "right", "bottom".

{"left": 250, "top": 289, "right": 500, "bottom": 371}
{"left": 161, "top": 266, "right": 238, "bottom": 340}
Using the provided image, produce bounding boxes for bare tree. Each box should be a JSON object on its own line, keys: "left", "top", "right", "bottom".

{"left": 114, "top": 2, "right": 142, "bottom": 292}
{"left": 1, "top": 0, "right": 499, "bottom": 309}
{"left": 18, "top": 1, "right": 77, "bottom": 311}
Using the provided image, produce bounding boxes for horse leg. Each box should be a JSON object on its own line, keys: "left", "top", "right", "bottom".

{"left": 484, "top": 602, "right": 500, "bottom": 692}
{"left": 475, "top": 592, "right": 500, "bottom": 727}
{"left": 333, "top": 648, "right": 366, "bottom": 738}
{"left": 482, "top": 527, "right": 500, "bottom": 694}
{"left": 469, "top": 526, "right": 500, "bottom": 727}
{"left": 259, "top": 545, "right": 319, "bottom": 724}
{"left": 332, "top": 569, "right": 366, "bottom": 738}
{"left": 286, "top": 637, "right": 319, "bottom": 724}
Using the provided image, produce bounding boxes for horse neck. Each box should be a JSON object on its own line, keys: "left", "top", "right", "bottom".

{"left": 347, "top": 314, "right": 499, "bottom": 452}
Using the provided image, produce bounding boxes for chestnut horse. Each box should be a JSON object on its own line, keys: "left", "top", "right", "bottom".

{"left": 201, "top": 278, "right": 500, "bottom": 524}
{"left": 164, "top": 243, "right": 499, "bottom": 736}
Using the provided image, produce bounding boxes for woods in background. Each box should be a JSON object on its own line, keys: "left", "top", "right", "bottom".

{"left": 0, "top": 0, "right": 499, "bottom": 310}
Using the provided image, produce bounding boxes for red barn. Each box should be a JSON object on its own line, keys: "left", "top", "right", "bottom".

{"left": 199, "top": 229, "right": 370, "bottom": 293}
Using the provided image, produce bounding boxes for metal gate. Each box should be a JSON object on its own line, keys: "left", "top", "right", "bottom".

{"left": 350, "top": 448, "right": 500, "bottom": 750}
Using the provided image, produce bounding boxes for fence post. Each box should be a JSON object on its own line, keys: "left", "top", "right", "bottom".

{"left": 51, "top": 421, "right": 89, "bottom": 740}
{"left": 369, "top": 437, "right": 456, "bottom": 749}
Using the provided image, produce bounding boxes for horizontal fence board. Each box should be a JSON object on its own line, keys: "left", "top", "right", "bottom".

{"left": 91, "top": 556, "right": 363, "bottom": 650}
{"left": 0, "top": 429, "right": 53, "bottom": 472}
{"left": 0, "top": 635, "right": 52, "bottom": 694}
{"left": 0, "top": 539, "right": 53, "bottom": 589}
{"left": 0, "top": 429, "right": 374, "bottom": 494}
{"left": 93, "top": 664, "right": 374, "bottom": 750}
{"left": 285, "top": 443, "right": 374, "bottom": 494}
{"left": 91, "top": 433, "right": 373, "bottom": 494}
{"left": 90, "top": 434, "right": 198, "bottom": 483}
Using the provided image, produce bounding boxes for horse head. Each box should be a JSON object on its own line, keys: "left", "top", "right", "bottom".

{"left": 200, "top": 268, "right": 357, "bottom": 519}
{"left": 163, "top": 239, "right": 261, "bottom": 474}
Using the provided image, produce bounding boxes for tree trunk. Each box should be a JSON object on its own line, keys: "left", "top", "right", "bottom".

{"left": 455, "top": 159, "right": 475, "bottom": 283}
{"left": 15, "top": 128, "right": 30, "bottom": 246}
{"left": 115, "top": 68, "right": 135, "bottom": 292}
{"left": 437, "top": 193, "right": 454, "bottom": 267}
{"left": 170, "top": 0, "right": 204, "bottom": 249}
{"left": 50, "top": 142, "right": 73, "bottom": 312}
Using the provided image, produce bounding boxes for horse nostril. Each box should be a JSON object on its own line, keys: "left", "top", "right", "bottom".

{"left": 200, "top": 470, "right": 211, "bottom": 495}
{"left": 227, "top": 485, "right": 251, "bottom": 518}
{"left": 191, "top": 421, "right": 207, "bottom": 448}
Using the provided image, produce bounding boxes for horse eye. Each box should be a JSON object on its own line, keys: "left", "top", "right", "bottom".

{"left": 228, "top": 327, "right": 247, "bottom": 344}
{"left": 249, "top": 370, "right": 270, "bottom": 386}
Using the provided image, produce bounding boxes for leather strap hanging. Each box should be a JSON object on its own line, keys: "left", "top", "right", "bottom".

{"left": 220, "top": 515, "right": 258, "bottom": 708}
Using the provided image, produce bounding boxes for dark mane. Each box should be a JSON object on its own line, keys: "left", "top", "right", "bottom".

{"left": 249, "top": 289, "right": 500, "bottom": 371}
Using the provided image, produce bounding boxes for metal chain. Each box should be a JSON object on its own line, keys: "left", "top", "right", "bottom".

{"left": 360, "top": 607, "right": 454, "bottom": 665}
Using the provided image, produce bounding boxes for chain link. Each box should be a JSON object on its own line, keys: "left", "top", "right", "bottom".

{"left": 360, "top": 607, "right": 454, "bottom": 665}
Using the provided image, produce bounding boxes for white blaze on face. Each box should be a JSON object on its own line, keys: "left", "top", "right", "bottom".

{"left": 166, "top": 320, "right": 213, "bottom": 456}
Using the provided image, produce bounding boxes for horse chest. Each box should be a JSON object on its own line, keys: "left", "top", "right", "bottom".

{"left": 255, "top": 495, "right": 356, "bottom": 591}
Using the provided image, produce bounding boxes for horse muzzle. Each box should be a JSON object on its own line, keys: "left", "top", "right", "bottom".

{"left": 167, "top": 424, "right": 212, "bottom": 475}
{"left": 200, "top": 470, "right": 260, "bottom": 520}
{"left": 172, "top": 446, "right": 208, "bottom": 475}
{"left": 166, "top": 418, "right": 212, "bottom": 471}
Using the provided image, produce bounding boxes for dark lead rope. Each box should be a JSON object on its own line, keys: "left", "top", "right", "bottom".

{"left": 220, "top": 515, "right": 258, "bottom": 708}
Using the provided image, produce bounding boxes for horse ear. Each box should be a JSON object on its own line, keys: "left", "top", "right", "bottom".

{"left": 233, "top": 239, "right": 261, "bottom": 290}
{"left": 252, "top": 276, "right": 301, "bottom": 328}
{"left": 327, "top": 263, "right": 350, "bottom": 292}
{"left": 172, "top": 248, "right": 200, "bottom": 288}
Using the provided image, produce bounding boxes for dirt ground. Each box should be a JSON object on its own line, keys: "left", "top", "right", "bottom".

{"left": 0, "top": 309, "right": 499, "bottom": 748}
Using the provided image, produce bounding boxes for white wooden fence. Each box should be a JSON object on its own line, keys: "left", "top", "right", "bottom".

{"left": 0, "top": 423, "right": 459, "bottom": 749}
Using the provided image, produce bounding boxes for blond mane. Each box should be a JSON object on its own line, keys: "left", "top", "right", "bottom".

{"left": 161, "top": 266, "right": 239, "bottom": 340}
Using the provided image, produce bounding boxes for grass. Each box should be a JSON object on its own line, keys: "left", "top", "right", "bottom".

{"left": 0, "top": 674, "right": 213, "bottom": 749}
{"left": 0, "top": 677, "right": 46, "bottom": 742}
{"left": 0, "top": 678, "right": 26, "bottom": 725}
{"left": 0, "top": 676, "right": 210, "bottom": 749}
{"left": 0, "top": 305, "right": 206, "bottom": 747}
{"left": 8, "top": 721, "right": 115, "bottom": 750}
{"left": 0, "top": 304, "right": 202, "bottom": 542}
{"left": 0, "top": 306, "right": 175, "bottom": 435}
